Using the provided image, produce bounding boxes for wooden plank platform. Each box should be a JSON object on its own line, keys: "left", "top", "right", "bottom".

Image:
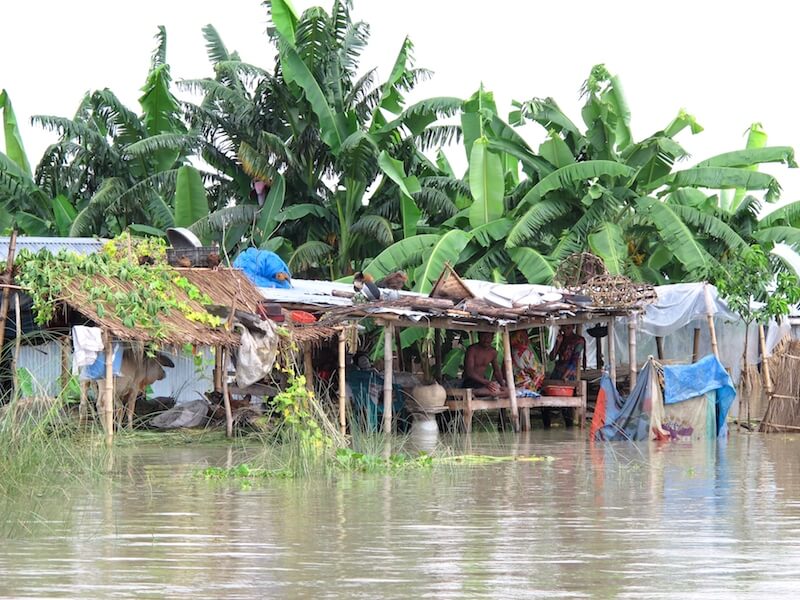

{"left": 444, "top": 380, "right": 587, "bottom": 433}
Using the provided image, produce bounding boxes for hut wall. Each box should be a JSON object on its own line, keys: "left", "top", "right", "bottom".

{"left": 150, "top": 348, "right": 215, "bottom": 404}
{"left": 15, "top": 341, "right": 61, "bottom": 397}
{"left": 14, "top": 342, "right": 215, "bottom": 404}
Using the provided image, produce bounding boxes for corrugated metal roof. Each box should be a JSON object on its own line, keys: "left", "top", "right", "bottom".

{"left": 0, "top": 236, "right": 106, "bottom": 258}
{"left": 258, "top": 278, "right": 425, "bottom": 307}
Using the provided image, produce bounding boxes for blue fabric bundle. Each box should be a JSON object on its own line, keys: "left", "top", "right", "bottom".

{"left": 81, "top": 344, "right": 123, "bottom": 380}
{"left": 233, "top": 248, "right": 292, "bottom": 289}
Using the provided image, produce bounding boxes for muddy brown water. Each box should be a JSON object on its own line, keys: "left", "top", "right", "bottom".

{"left": 1, "top": 430, "right": 800, "bottom": 598}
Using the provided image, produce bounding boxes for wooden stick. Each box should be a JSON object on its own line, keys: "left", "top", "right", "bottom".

{"left": 704, "top": 283, "right": 719, "bottom": 358}
{"left": 628, "top": 317, "right": 637, "bottom": 389}
{"left": 759, "top": 323, "right": 773, "bottom": 395}
{"left": 607, "top": 318, "right": 616, "bottom": 386}
{"left": 656, "top": 336, "right": 665, "bottom": 360}
{"left": 338, "top": 330, "right": 347, "bottom": 436}
{"left": 0, "top": 229, "right": 18, "bottom": 353}
{"left": 103, "top": 329, "right": 114, "bottom": 446}
{"left": 692, "top": 328, "right": 701, "bottom": 363}
{"left": 222, "top": 347, "right": 233, "bottom": 438}
{"left": 502, "top": 327, "right": 520, "bottom": 432}
{"left": 383, "top": 323, "right": 394, "bottom": 435}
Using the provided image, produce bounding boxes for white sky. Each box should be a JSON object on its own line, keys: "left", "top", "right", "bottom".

{"left": 3, "top": 0, "right": 800, "bottom": 204}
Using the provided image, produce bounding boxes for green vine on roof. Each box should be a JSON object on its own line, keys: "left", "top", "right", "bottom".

{"left": 14, "top": 233, "right": 222, "bottom": 340}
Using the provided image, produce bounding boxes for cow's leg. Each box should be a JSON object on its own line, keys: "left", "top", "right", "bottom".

{"left": 79, "top": 380, "right": 89, "bottom": 425}
{"left": 125, "top": 390, "right": 136, "bottom": 429}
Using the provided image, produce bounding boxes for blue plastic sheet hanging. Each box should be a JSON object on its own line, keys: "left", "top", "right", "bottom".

{"left": 80, "top": 344, "right": 123, "bottom": 380}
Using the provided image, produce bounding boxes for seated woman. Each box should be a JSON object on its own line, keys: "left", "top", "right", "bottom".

{"left": 549, "top": 324, "right": 585, "bottom": 380}
{"left": 544, "top": 324, "right": 585, "bottom": 428}
{"left": 462, "top": 332, "right": 507, "bottom": 397}
{"left": 510, "top": 330, "right": 545, "bottom": 394}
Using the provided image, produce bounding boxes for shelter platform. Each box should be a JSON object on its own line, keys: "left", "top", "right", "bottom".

{"left": 445, "top": 381, "right": 587, "bottom": 432}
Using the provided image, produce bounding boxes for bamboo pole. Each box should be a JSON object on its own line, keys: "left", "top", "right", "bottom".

{"left": 607, "top": 318, "right": 616, "bottom": 386}
{"left": 577, "top": 324, "right": 586, "bottom": 371}
{"left": 434, "top": 329, "right": 443, "bottom": 381}
{"left": 0, "top": 230, "right": 18, "bottom": 353}
{"left": 692, "top": 328, "right": 701, "bottom": 363}
{"left": 103, "top": 329, "right": 114, "bottom": 446}
{"left": 213, "top": 346, "right": 222, "bottom": 393}
{"left": 221, "top": 347, "right": 233, "bottom": 438}
{"left": 502, "top": 327, "right": 520, "bottom": 432}
{"left": 383, "top": 323, "right": 394, "bottom": 435}
{"left": 655, "top": 336, "right": 665, "bottom": 360}
{"left": 740, "top": 323, "right": 750, "bottom": 429}
{"left": 338, "top": 329, "right": 346, "bottom": 436}
{"left": 628, "top": 317, "right": 637, "bottom": 389}
{"left": 11, "top": 293, "right": 21, "bottom": 397}
{"left": 60, "top": 335, "right": 70, "bottom": 393}
{"left": 759, "top": 323, "right": 773, "bottom": 396}
{"left": 704, "top": 283, "right": 719, "bottom": 358}
{"left": 303, "top": 345, "right": 314, "bottom": 393}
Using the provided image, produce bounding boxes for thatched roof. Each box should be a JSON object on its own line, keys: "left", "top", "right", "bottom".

{"left": 60, "top": 268, "right": 264, "bottom": 347}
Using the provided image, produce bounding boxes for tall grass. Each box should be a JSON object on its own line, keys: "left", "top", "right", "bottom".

{"left": 0, "top": 367, "right": 110, "bottom": 536}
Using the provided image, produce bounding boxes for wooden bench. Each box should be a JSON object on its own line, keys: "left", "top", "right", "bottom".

{"left": 444, "top": 380, "right": 587, "bottom": 433}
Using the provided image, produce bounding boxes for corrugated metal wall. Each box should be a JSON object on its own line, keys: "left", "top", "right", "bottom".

{"left": 15, "top": 342, "right": 215, "bottom": 404}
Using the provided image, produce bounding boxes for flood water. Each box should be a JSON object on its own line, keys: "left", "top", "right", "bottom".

{"left": 2, "top": 430, "right": 800, "bottom": 598}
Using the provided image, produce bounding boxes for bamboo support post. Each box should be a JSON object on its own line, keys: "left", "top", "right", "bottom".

{"left": 338, "top": 330, "right": 346, "bottom": 436}
{"left": 759, "top": 323, "right": 773, "bottom": 395}
{"left": 303, "top": 345, "right": 314, "bottom": 394}
{"left": 739, "top": 323, "right": 749, "bottom": 428}
{"left": 628, "top": 317, "right": 637, "bottom": 389}
{"left": 221, "top": 347, "right": 233, "bottom": 438}
{"left": 11, "top": 293, "right": 21, "bottom": 397}
{"left": 502, "top": 327, "right": 520, "bottom": 432}
{"left": 656, "top": 336, "right": 665, "bottom": 360}
{"left": 577, "top": 324, "right": 586, "bottom": 371}
{"left": 0, "top": 229, "right": 18, "bottom": 353}
{"left": 103, "top": 329, "right": 114, "bottom": 446}
{"left": 607, "top": 318, "right": 616, "bottom": 386}
{"left": 213, "top": 346, "right": 222, "bottom": 393}
{"left": 692, "top": 328, "right": 701, "bottom": 363}
{"left": 60, "top": 335, "right": 70, "bottom": 393}
{"left": 383, "top": 323, "right": 394, "bottom": 435}
{"left": 434, "top": 329, "right": 443, "bottom": 381}
{"left": 704, "top": 283, "right": 719, "bottom": 358}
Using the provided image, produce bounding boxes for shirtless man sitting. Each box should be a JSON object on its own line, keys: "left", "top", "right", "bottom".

{"left": 462, "top": 332, "right": 507, "bottom": 397}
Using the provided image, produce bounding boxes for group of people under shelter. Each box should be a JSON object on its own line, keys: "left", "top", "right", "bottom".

{"left": 462, "top": 326, "right": 585, "bottom": 428}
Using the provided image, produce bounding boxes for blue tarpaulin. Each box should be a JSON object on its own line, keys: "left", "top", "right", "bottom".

{"left": 81, "top": 344, "right": 123, "bottom": 380}
{"left": 663, "top": 354, "right": 735, "bottom": 436}
{"left": 233, "top": 249, "right": 292, "bottom": 289}
{"left": 593, "top": 355, "right": 735, "bottom": 441}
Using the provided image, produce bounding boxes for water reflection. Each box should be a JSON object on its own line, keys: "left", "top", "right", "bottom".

{"left": 2, "top": 432, "right": 800, "bottom": 598}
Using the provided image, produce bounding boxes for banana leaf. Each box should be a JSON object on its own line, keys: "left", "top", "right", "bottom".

{"left": 174, "top": 165, "right": 209, "bottom": 228}
{"left": 468, "top": 138, "right": 504, "bottom": 228}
